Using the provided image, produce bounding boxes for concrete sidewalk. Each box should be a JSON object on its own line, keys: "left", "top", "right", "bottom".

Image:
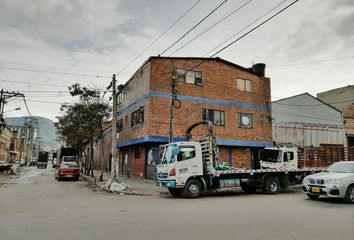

{"left": 80, "top": 170, "right": 168, "bottom": 196}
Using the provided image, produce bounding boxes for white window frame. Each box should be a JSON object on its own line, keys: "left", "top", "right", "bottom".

{"left": 237, "top": 78, "right": 252, "bottom": 92}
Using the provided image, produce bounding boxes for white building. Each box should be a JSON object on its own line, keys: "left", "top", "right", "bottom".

{"left": 272, "top": 93, "right": 346, "bottom": 148}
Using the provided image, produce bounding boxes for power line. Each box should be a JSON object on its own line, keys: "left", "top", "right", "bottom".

{"left": 0, "top": 66, "right": 111, "bottom": 79}
{"left": 116, "top": 0, "right": 202, "bottom": 76}
{"left": 204, "top": 0, "right": 291, "bottom": 57}
{"left": 0, "top": 69, "right": 24, "bottom": 111}
{"left": 22, "top": 96, "right": 32, "bottom": 116}
{"left": 0, "top": 79, "right": 69, "bottom": 88}
{"left": 16, "top": 90, "right": 70, "bottom": 93}
{"left": 160, "top": 0, "right": 228, "bottom": 56}
{"left": 0, "top": 59, "right": 111, "bottom": 75}
{"left": 179, "top": 0, "right": 299, "bottom": 76}
{"left": 272, "top": 99, "right": 354, "bottom": 107}
{"left": 0, "top": 69, "right": 17, "bottom": 91}
{"left": 268, "top": 55, "right": 354, "bottom": 68}
{"left": 24, "top": 99, "right": 64, "bottom": 104}
{"left": 169, "top": 0, "right": 254, "bottom": 56}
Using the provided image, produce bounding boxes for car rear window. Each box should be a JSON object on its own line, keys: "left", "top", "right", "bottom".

{"left": 60, "top": 162, "right": 78, "bottom": 168}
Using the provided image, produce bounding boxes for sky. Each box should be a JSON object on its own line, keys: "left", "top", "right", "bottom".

{"left": 0, "top": 0, "right": 353, "bottom": 121}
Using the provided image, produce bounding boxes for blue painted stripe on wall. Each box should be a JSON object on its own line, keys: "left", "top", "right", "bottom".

{"left": 117, "top": 91, "right": 270, "bottom": 117}
{"left": 216, "top": 139, "right": 272, "bottom": 147}
{"left": 117, "top": 135, "right": 185, "bottom": 147}
{"left": 117, "top": 135, "right": 272, "bottom": 148}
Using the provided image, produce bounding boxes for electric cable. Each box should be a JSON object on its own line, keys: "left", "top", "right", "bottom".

{"left": 204, "top": 0, "right": 291, "bottom": 57}
{"left": 116, "top": 0, "right": 202, "bottom": 76}
{"left": 180, "top": 0, "right": 299, "bottom": 75}
{"left": 268, "top": 55, "right": 354, "bottom": 68}
{"left": 0, "top": 79, "right": 69, "bottom": 88}
{"left": 169, "top": 0, "right": 254, "bottom": 56}
{"left": 160, "top": 0, "right": 228, "bottom": 56}
{"left": 0, "top": 66, "right": 111, "bottom": 79}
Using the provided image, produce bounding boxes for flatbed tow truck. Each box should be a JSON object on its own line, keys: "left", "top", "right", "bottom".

{"left": 156, "top": 121, "right": 322, "bottom": 198}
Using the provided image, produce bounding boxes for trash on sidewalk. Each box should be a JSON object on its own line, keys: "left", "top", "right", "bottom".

{"left": 101, "top": 179, "right": 127, "bottom": 193}
{"left": 10, "top": 164, "right": 19, "bottom": 174}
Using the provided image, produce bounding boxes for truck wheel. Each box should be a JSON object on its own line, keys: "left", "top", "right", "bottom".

{"left": 168, "top": 188, "right": 184, "bottom": 197}
{"left": 184, "top": 180, "right": 202, "bottom": 198}
{"left": 263, "top": 178, "right": 280, "bottom": 194}
{"left": 345, "top": 185, "right": 354, "bottom": 204}
{"left": 241, "top": 183, "right": 257, "bottom": 194}
{"left": 307, "top": 193, "right": 319, "bottom": 200}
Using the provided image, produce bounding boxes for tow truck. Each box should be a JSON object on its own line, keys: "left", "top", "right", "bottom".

{"left": 156, "top": 121, "right": 321, "bottom": 198}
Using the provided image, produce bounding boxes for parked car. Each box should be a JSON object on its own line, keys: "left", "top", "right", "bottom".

{"left": 55, "top": 161, "right": 80, "bottom": 181}
{"left": 302, "top": 161, "right": 354, "bottom": 203}
{"left": 29, "top": 158, "right": 38, "bottom": 166}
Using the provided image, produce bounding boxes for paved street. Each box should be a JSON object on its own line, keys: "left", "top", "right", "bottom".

{"left": 0, "top": 167, "right": 353, "bottom": 240}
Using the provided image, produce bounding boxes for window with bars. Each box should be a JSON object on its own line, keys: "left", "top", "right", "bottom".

{"left": 131, "top": 107, "right": 144, "bottom": 127}
{"left": 202, "top": 109, "right": 225, "bottom": 126}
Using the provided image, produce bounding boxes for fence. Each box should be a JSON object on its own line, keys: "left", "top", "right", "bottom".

{"left": 299, "top": 146, "right": 354, "bottom": 168}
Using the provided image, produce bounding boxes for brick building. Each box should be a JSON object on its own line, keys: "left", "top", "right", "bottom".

{"left": 116, "top": 56, "right": 272, "bottom": 179}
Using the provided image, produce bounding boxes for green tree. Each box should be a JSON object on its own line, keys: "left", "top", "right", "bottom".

{"left": 55, "top": 83, "right": 111, "bottom": 178}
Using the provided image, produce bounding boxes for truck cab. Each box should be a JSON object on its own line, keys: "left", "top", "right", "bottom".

{"left": 157, "top": 142, "right": 204, "bottom": 189}
{"left": 260, "top": 147, "right": 298, "bottom": 171}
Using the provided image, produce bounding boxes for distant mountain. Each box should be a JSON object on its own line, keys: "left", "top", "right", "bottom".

{"left": 5, "top": 116, "right": 58, "bottom": 151}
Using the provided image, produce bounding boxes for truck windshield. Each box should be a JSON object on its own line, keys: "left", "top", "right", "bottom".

{"left": 261, "top": 149, "right": 281, "bottom": 163}
{"left": 159, "top": 144, "right": 177, "bottom": 164}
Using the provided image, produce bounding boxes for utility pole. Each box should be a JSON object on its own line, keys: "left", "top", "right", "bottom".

{"left": 169, "top": 70, "right": 180, "bottom": 143}
{"left": 0, "top": 89, "right": 24, "bottom": 134}
{"left": 111, "top": 74, "right": 117, "bottom": 181}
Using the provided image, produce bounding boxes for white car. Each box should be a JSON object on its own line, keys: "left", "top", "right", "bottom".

{"left": 302, "top": 161, "right": 354, "bottom": 204}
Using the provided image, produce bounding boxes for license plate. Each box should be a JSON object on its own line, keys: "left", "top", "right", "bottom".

{"left": 66, "top": 175, "right": 73, "bottom": 177}
{"left": 312, "top": 187, "right": 320, "bottom": 193}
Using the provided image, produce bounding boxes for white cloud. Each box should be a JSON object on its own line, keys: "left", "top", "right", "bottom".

{"left": 0, "top": 0, "right": 353, "bottom": 121}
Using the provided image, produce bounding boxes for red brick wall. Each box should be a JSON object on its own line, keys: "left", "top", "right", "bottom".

{"left": 146, "top": 58, "right": 272, "bottom": 142}
{"left": 218, "top": 147, "right": 252, "bottom": 169}
{"left": 117, "top": 57, "right": 272, "bottom": 144}
{"left": 113, "top": 57, "right": 272, "bottom": 177}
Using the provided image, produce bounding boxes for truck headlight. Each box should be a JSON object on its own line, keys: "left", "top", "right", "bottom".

{"left": 325, "top": 179, "right": 343, "bottom": 184}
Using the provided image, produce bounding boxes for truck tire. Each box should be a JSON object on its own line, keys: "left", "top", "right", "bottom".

{"left": 263, "top": 178, "right": 280, "bottom": 194}
{"left": 184, "top": 180, "right": 202, "bottom": 198}
{"left": 168, "top": 188, "right": 184, "bottom": 197}
{"left": 240, "top": 183, "right": 257, "bottom": 194}
{"left": 307, "top": 193, "right": 319, "bottom": 200}
{"left": 345, "top": 185, "right": 354, "bottom": 204}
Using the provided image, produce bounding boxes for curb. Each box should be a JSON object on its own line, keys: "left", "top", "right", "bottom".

{"left": 80, "top": 174, "right": 168, "bottom": 196}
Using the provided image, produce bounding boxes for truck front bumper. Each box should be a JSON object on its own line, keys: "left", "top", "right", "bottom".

{"left": 156, "top": 180, "right": 176, "bottom": 188}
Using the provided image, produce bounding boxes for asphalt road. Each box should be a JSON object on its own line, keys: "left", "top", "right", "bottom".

{"left": 0, "top": 166, "right": 353, "bottom": 240}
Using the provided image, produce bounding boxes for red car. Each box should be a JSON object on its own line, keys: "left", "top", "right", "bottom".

{"left": 55, "top": 162, "right": 80, "bottom": 181}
